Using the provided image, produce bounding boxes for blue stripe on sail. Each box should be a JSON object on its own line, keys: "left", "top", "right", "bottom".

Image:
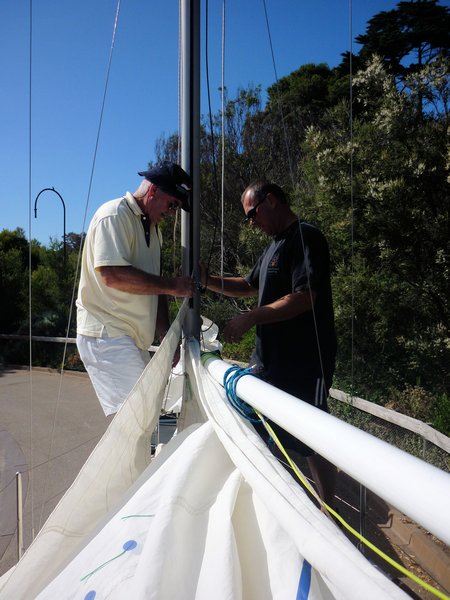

{"left": 296, "top": 559, "right": 312, "bottom": 600}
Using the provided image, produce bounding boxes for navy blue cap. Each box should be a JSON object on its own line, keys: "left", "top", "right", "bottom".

{"left": 138, "top": 161, "right": 191, "bottom": 211}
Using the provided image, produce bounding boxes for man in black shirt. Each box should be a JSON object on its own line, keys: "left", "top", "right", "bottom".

{"left": 202, "top": 180, "right": 337, "bottom": 508}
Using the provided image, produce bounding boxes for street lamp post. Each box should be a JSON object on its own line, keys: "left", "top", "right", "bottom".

{"left": 34, "top": 187, "right": 67, "bottom": 269}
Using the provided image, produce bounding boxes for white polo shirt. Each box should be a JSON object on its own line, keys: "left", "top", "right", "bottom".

{"left": 76, "top": 192, "right": 162, "bottom": 350}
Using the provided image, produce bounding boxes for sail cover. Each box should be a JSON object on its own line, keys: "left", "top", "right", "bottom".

{"left": 0, "top": 305, "right": 408, "bottom": 599}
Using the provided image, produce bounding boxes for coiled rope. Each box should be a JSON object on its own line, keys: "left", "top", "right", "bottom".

{"left": 223, "top": 366, "right": 261, "bottom": 423}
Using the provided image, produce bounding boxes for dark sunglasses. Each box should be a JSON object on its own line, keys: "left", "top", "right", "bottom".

{"left": 244, "top": 195, "right": 267, "bottom": 223}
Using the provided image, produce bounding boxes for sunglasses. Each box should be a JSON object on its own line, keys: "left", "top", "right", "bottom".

{"left": 244, "top": 195, "right": 267, "bottom": 223}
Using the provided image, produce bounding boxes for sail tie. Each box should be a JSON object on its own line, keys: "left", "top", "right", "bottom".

{"left": 223, "top": 365, "right": 262, "bottom": 423}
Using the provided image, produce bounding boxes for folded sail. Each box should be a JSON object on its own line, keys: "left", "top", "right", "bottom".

{"left": 0, "top": 305, "right": 408, "bottom": 599}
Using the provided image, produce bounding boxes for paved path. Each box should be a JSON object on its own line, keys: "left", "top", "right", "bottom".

{"left": 0, "top": 366, "right": 109, "bottom": 576}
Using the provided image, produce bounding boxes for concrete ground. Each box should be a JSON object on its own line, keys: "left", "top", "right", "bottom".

{"left": 0, "top": 365, "right": 109, "bottom": 576}
{"left": 0, "top": 366, "right": 448, "bottom": 599}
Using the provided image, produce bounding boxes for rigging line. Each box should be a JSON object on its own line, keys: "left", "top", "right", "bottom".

{"left": 349, "top": 0, "right": 355, "bottom": 406}
{"left": 172, "top": 0, "right": 183, "bottom": 276}
{"left": 220, "top": 0, "right": 226, "bottom": 292}
{"left": 37, "top": 0, "right": 122, "bottom": 532}
{"left": 204, "top": 0, "right": 222, "bottom": 275}
{"left": 261, "top": 0, "right": 295, "bottom": 185}
{"left": 297, "top": 218, "right": 328, "bottom": 392}
{"left": 27, "top": 0, "right": 35, "bottom": 541}
{"left": 177, "top": 0, "right": 182, "bottom": 165}
{"left": 261, "top": 1, "right": 329, "bottom": 397}
{"left": 348, "top": 0, "right": 362, "bottom": 549}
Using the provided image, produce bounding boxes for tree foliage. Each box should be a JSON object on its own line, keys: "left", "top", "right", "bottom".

{"left": 356, "top": 0, "right": 450, "bottom": 75}
{"left": 0, "top": 228, "right": 82, "bottom": 366}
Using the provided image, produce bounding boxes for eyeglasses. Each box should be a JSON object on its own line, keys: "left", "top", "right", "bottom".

{"left": 244, "top": 195, "right": 267, "bottom": 223}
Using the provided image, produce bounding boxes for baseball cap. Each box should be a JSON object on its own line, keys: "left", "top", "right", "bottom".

{"left": 138, "top": 161, "right": 191, "bottom": 211}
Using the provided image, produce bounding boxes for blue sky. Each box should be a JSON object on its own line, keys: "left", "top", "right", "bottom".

{"left": 1, "top": 0, "right": 404, "bottom": 245}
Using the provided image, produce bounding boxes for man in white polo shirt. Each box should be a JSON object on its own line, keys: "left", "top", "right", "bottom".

{"left": 76, "top": 162, "right": 194, "bottom": 416}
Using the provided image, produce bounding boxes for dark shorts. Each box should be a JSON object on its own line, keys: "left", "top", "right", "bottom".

{"left": 252, "top": 375, "right": 330, "bottom": 457}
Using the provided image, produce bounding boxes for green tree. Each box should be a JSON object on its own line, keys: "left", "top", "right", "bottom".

{"left": 299, "top": 56, "right": 449, "bottom": 398}
{"left": 0, "top": 228, "right": 40, "bottom": 333}
{"left": 357, "top": 0, "right": 450, "bottom": 73}
{"left": 356, "top": 0, "right": 450, "bottom": 115}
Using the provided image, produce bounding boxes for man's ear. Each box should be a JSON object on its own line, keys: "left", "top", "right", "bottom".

{"left": 266, "top": 192, "right": 277, "bottom": 209}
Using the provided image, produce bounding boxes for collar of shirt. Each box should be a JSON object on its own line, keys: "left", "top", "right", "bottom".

{"left": 123, "top": 191, "right": 152, "bottom": 247}
{"left": 124, "top": 191, "right": 143, "bottom": 216}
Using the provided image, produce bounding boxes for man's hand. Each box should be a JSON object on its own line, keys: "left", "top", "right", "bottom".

{"left": 224, "top": 312, "right": 254, "bottom": 343}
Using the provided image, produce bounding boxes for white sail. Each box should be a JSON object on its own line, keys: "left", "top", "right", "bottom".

{"left": 0, "top": 304, "right": 410, "bottom": 599}
{"left": 0, "top": 304, "right": 187, "bottom": 599}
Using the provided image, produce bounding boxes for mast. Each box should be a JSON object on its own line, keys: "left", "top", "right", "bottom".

{"left": 181, "top": 0, "right": 201, "bottom": 341}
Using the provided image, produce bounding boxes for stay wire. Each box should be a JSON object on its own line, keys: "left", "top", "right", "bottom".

{"left": 349, "top": 0, "right": 355, "bottom": 404}
{"left": 203, "top": 0, "right": 222, "bottom": 281}
{"left": 261, "top": 0, "right": 294, "bottom": 185}
{"left": 170, "top": 1, "right": 182, "bottom": 277}
{"left": 220, "top": 0, "right": 226, "bottom": 291}
{"left": 177, "top": 0, "right": 182, "bottom": 165}
{"left": 221, "top": 365, "right": 449, "bottom": 600}
{"left": 261, "top": 0, "right": 327, "bottom": 400}
{"left": 37, "top": 0, "right": 122, "bottom": 532}
{"left": 175, "top": 0, "right": 186, "bottom": 275}
{"left": 27, "top": 0, "right": 35, "bottom": 540}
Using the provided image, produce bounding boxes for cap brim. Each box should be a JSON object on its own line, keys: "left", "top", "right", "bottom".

{"left": 138, "top": 171, "right": 190, "bottom": 211}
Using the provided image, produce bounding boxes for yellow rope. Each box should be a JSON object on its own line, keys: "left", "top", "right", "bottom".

{"left": 256, "top": 410, "right": 450, "bottom": 600}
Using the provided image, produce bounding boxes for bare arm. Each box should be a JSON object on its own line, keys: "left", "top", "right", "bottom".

{"left": 247, "top": 289, "right": 316, "bottom": 325}
{"left": 156, "top": 294, "right": 182, "bottom": 367}
{"left": 224, "top": 289, "right": 316, "bottom": 342}
{"left": 201, "top": 266, "right": 257, "bottom": 298}
{"left": 99, "top": 265, "right": 193, "bottom": 297}
{"left": 155, "top": 295, "right": 170, "bottom": 339}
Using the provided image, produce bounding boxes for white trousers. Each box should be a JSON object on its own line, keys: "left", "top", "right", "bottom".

{"left": 77, "top": 332, "right": 150, "bottom": 416}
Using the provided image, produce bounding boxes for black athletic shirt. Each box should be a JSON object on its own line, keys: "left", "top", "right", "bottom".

{"left": 245, "top": 219, "right": 337, "bottom": 391}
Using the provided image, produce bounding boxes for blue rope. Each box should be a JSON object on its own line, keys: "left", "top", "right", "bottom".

{"left": 223, "top": 366, "right": 261, "bottom": 423}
